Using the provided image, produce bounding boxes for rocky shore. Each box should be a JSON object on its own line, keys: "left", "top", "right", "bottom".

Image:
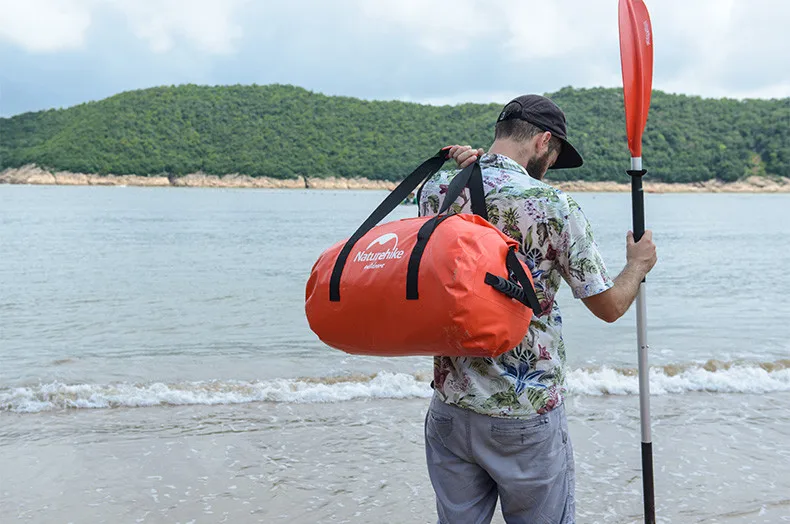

{"left": 2, "top": 164, "right": 790, "bottom": 193}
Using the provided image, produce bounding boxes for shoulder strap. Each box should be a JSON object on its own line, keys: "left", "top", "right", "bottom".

{"left": 404, "top": 160, "right": 489, "bottom": 300}
{"left": 329, "top": 149, "right": 450, "bottom": 301}
{"left": 436, "top": 161, "right": 488, "bottom": 220}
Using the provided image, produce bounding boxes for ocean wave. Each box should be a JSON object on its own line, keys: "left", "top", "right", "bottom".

{"left": 2, "top": 360, "right": 789, "bottom": 413}
{"left": 0, "top": 372, "right": 433, "bottom": 414}
{"left": 566, "top": 359, "right": 790, "bottom": 396}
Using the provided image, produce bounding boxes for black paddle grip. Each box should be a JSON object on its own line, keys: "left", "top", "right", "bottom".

{"left": 642, "top": 441, "right": 656, "bottom": 524}
{"left": 627, "top": 169, "right": 647, "bottom": 242}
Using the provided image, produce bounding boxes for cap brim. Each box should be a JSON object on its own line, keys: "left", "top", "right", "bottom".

{"left": 549, "top": 139, "right": 583, "bottom": 169}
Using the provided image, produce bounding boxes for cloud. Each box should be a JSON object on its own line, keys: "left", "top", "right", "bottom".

{"left": 108, "top": 0, "right": 247, "bottom": 54}
{"left": 355, "top": 0, "right": 615, "bottom": 61}
{"left": 647, "top": 0, "right": 790, "bottom": 99}
{"left": 0, "top": 0, "right": 92, "bottom": 52}
{"left": 0, "top": 0, "right": 246, "bottom": 55}
{"left": 0, "top": 0, "right": 788, "bottom": 116}
{"left": 500, "top": 0, "right": 615, "bottom": 62}
{"left": 355, "top": 0, "right": 495, "bottom": 55}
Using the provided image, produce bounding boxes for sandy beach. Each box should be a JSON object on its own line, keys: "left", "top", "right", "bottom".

{"left": 2, "top": 164, "right": 790, "bottom": 193}
{"left": 3, "top": 394, "right": 789, "bottom": 524}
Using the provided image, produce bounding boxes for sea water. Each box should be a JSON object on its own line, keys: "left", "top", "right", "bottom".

{"left": 1, "top": 185, "right": 789, "bottom": 523}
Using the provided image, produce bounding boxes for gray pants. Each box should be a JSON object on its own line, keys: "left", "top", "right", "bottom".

{"left": 424, "top": 395, "right": 575, "bottom": 524}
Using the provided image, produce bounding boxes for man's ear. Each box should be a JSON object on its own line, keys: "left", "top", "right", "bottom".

{"left": 539, "top": 131, "right": 552, "bottom": 153}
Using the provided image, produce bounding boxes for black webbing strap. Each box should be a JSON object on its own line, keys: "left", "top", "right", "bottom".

{"left": 405, "top": 161, "right": 488, "bottom": 300}
{"left": 329, "top": 149, "right": 449, "bottom": 302}
{"left": 437, "top": 161, "right": 488, "bottom": 220}
{"left": 405, "top": 214, "right": 453, "bottom": 300}
{"left": 483, "top": 248, "right": 541, "bottom": 314}
{"left": 506, "top": 248, "right": 542, "bottom": 314}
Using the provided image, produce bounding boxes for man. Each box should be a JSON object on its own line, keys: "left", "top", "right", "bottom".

{"left": 419, "top": 94, "right": 658, "bottom": 524}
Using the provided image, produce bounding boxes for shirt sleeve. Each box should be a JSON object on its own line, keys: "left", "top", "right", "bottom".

{"left": 555, "top": 195, "right": 614, "bottom": 299}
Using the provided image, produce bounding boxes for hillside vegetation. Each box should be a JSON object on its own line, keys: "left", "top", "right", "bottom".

{"left": 1, "top": 84, "right": 788, "bottom": 183}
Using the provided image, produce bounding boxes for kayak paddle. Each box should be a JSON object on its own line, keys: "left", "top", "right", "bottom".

{"left": 618, "top": 0, "right": 655, "bottom": 522}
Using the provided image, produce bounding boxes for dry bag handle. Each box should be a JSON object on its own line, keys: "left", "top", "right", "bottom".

{"left": 329, "top": 149, "right": 450, "bottom": 301}
{"left": 484, "top": 247, "right": 541, "bottom": 314}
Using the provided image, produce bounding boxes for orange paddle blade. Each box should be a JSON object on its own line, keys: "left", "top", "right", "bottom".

{"left": 619, "top": 0, "right": 654, "bottom": 158}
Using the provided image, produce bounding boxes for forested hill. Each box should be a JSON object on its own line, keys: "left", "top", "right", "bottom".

{"left": 1, "top": 84, "right": 788, "bottom": 183}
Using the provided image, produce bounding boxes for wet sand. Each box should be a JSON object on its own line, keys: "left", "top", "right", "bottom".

{"left": 2, "top": 393, "right": 789, "bottom": 524}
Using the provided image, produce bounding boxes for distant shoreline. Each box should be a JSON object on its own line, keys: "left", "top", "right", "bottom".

{"left": 2, "top": 165, "right": 790, "bottom": 193}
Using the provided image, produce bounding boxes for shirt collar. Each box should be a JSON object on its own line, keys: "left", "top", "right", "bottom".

{"left": 479, "top": 153, "right": 530, "bottom": 178}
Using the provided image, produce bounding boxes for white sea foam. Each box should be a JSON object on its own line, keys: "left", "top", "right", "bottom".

{"left": 0, "top": 372, "right": 433, "bottom": 414}
{"left": 2, "top": 361, "right": 789, "bottom": 413}
{"left": 566, "top": 364, "right": 790, "bottom": 396}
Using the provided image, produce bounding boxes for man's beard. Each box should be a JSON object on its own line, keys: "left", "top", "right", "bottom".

{"left": 525, "top": 150, "right": 552, "bottom": 180}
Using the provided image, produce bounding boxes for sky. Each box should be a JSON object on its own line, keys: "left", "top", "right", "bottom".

{"left": 1, "top": 0, "right": 789, "bottom": 117}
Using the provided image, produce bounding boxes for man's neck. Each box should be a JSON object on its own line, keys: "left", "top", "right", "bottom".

{"left": 488, "top": 139, "right": 544, "bottom": 181}
{"left": 488, "top": 139, "right": 528, "bottom": 168}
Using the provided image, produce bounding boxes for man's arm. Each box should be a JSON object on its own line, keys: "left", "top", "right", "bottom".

{"left": 582, "top": 231, "right": 657, "bottom": 323}
{"left": 446, "top": 146, "right": 658, "bottom": 324}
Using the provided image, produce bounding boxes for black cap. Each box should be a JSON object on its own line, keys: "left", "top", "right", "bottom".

{"left": 496, "top": 95, "right": 583, "bottom": 169}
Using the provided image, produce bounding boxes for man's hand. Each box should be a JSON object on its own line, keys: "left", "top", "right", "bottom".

{"left": 626, "top": 230, "right": 658, "bottom": 276}
{"left": 444, "top": 145, "right": 486, "bottom": 169}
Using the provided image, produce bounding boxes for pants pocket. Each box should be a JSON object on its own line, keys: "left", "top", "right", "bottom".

{"left": 427, "top": 410, "right": 454, "bottom": 441}
{"left": 490, "top": 415, "right": 551, "bottom": 446}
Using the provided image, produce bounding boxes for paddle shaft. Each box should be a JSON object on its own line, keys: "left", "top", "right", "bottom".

{"left": 629, "top": 156, "right": 655, "bottom": 524}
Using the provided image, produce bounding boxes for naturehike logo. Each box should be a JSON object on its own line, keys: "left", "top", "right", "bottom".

{"left": 354, "top": 233, "right": 404, "bottom": 270}
{"left": 644, "top": 20, "right": 651, "bottom": 46}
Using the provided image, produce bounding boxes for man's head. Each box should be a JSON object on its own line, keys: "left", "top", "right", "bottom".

{"left": 491, "top": 95, "right": 583, "bottom": 180}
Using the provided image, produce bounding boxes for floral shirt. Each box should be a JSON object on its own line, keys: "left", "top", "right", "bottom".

{"left": 418, "top": 153, "right": 613, "bottom": 419}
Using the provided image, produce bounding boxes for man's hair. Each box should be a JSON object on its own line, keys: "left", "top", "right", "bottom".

{"left": 495, "top": 103, "right": 562, "bottom": 156}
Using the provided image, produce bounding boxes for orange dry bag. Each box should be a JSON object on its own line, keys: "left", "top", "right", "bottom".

{"left": 305, "top": 149, "right": 541, "bottom": 358}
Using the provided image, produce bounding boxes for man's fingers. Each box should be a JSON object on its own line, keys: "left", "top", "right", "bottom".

{"left": 457, "top": 149, "right": 477, "bottom": 164}
{"left": 444, "top": 145, "right": 461, "bottom": 159}
{"left": 449, "top": 145, "right": 470, "bottom": 159}
{"left": 445, "top": 145, "right": 485, "bottom": 168}
{"left": 459, "top": 155, "right": 478, "bottom": 168}
{"left": 626, "top": 231, "right": 635, "bottom": 246}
